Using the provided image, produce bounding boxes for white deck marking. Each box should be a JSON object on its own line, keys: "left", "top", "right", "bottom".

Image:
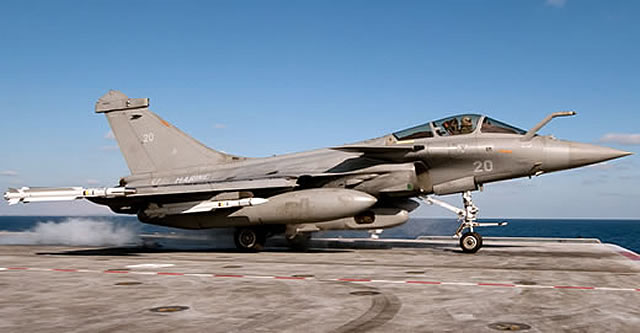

{"left": 2, "top": 266, "right": 639, "bottom": 293}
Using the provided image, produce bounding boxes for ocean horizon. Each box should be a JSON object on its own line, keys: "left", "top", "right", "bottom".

{"left": 0, "top": 216, "right": 638, "bottom": 253}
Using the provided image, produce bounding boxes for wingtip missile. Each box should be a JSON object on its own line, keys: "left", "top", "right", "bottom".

{"left": 2, "top": 186, "right": 136, "bottom": 205}
{"left": 4, "top": 187, "right": 25, "bottom": 205}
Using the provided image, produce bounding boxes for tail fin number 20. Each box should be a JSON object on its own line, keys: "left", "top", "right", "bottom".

{"left": 142, "top": 133, "right": 155, "bottom": 144}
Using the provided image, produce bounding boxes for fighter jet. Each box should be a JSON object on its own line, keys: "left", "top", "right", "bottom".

{"left": 4, "top": 91, "right": 632, "bottom": 253}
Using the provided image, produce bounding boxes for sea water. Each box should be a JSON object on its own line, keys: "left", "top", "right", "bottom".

{"left": 0, "top": 216, "right": 638, "bottom": 253}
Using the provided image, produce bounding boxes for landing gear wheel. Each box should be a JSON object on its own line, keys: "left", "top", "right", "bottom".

{"left": 460, "top": 232, "right": 483, "bottom": 253}
{"left": 421, "top": 191, "right": 505, "bottom": 254}
{"left": 234, "top": 227, "right": 266, "bottom": 251}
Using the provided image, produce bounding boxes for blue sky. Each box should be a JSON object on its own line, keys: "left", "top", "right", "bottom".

{"left": 1, "top": 0, "right": 638, "bottom": 218}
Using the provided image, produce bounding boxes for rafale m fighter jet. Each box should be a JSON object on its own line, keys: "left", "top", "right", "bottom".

{"left": 4, "top": 91, "right": 632, "bottom": 252}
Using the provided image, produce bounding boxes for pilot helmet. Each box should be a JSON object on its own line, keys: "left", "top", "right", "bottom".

{"left": 462, "top": 116, "right": 472, "bottom": 126}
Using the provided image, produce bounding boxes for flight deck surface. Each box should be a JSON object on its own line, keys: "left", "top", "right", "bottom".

{"left": 0, "top": 237, "right": 639, "bottom": 332}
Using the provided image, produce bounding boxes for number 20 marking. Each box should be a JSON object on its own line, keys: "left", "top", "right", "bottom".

{"left": 474, "top": 160, "right": 493, "bottom": 172}
{"left": 142, "top": 133, "right": 154, "bottom": 143}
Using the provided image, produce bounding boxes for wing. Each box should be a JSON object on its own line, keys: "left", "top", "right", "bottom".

{"left": 128, "top": 177, "right": 298, "bottom": 198}
{"left": 331, "top": 145, "right": 424, "bottom": 154}
{"left": 3, "top": 177, "right": 298, "bottom": 216}
{"left": 330, "top": 145, "right": 425, "bottom": 162}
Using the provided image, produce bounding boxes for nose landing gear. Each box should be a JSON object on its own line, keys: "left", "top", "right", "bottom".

{"left": 421, "top": 191, "right": 507, "bottom": 253}
{"left": 459, "top": 231, "right": 483, "bottom": 253}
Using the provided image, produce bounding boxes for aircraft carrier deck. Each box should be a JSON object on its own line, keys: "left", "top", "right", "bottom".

{"left": 0, "top": 236, "right": 638, "bottom": 332}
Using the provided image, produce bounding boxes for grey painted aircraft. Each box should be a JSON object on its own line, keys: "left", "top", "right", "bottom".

{"left": 4, "top": 91, "right": 632, "bottom": 252}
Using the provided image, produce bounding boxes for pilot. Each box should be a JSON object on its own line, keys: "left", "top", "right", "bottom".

{"left": 460, "top": 116, "right": 474, "bottom": 134}
{"left": 448, "top": 118, "right": 460, "bottom": 135}
{"left": 442, "top": 121, "right": 452, "bottom": 135}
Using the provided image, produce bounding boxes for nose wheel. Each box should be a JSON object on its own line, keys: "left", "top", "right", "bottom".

{"left": 459, "top": 231, "right": 483, "bottom": 253}
{"left": 420, "top": 191, "right": 507, "bottom": 253}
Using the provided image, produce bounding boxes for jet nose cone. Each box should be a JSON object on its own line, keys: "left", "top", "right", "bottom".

{"left": 569, "top": 142, "right": 633, "bottom": 168}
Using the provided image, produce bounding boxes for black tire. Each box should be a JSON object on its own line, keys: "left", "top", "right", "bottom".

{"left": 459, "top": 231, "right": 483, "bottom": 253}
{"left": 234, "top": 227, "right": 266, "bottom": 251}
{"left": 286, "top": 233, "right": 312, "bottom": 251}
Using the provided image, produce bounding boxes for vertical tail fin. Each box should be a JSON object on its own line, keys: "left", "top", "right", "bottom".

{"left": 96, "top": 90, "right": 242, "bottom": 174}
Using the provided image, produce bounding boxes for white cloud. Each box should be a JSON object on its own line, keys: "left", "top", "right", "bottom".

{"left": 599, "top": 133, "right": 640, "bottom": 146}
{"left": 104, "top": 130, "right": 116, "bottom": 140}
{"left": 0, "top": 170, "right": 18, "bottom": 177}
{"left": 546, "top": 0, "right": 567, "bottom": 8}
{"left": 213, "top": 123, "right": 226, "bottom": 129}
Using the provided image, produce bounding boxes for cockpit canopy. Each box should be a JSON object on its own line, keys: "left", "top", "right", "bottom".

{"left": 393, "top": 114, "right": 526, "bottom": 141}
{"left": 480, "top": 117, "right": 527, "bottom": 135}
{"left": 433, "top": 114, "right": 481, "bottom": 137}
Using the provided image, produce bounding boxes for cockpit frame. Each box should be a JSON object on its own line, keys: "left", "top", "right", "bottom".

{"left": 393, "top": 114, "right": 527, "bottom": 141}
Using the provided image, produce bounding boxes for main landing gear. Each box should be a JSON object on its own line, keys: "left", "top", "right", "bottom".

{"left": 234, "top": 225, "right": 313, "bottom": 252}
{"left": 234, "top": 227, "right": 267, "bottom": 251}
{"left": 421, "top": 191, "right": 507, "bottom": 253}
